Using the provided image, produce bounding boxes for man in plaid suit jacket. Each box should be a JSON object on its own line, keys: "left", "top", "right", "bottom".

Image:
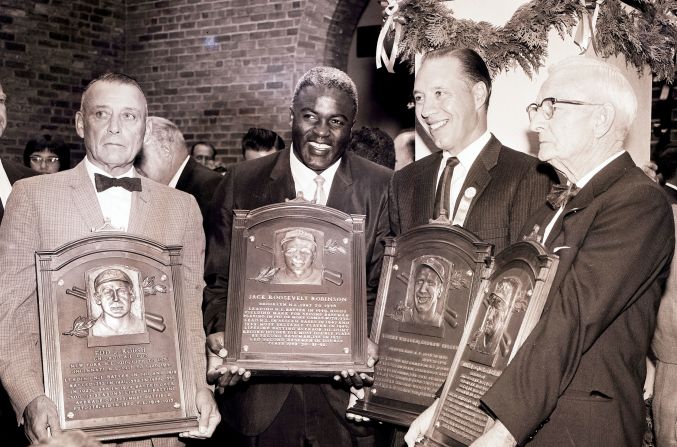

{"left": 0, "top": 73, "right": 219, "bottom": 446}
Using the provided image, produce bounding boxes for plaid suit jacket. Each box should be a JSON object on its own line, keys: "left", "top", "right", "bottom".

{"left": 0, "top": 160, "right": 208, "bottom": 423}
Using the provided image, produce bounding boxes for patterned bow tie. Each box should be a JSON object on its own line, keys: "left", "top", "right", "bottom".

{"left": 546, "top": 183, "right": 579, "bottom": 209}
{"left": 94, "top": 173, "right": 142, "bottom": 192}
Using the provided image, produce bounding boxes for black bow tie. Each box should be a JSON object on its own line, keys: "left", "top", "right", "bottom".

{"left": 546, "top": 183, "right": 579, "bottom": 209}
{"left": 94, "top": 173, "right": 142, "bottom": 192}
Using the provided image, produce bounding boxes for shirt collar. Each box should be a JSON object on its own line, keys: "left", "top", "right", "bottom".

{"left": 575, "top": 150, "right": 625, "bottom": 188}
{"left": 84, "top": 157, "right": 136, "bottom": 188}
{"left": 168, "top": 155, "right": 190, "bottom": 188}
{"left": 443, "top": 130, "right": 491, "bottom": 169}
{"left": 665, "top": 182, "right": 677, "bottom": 192}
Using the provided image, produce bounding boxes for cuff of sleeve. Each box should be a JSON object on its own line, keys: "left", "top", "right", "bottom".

{"left": 4, "top": 375, "right": 45, "bottom": 425}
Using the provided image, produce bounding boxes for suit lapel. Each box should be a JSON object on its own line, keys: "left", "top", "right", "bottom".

{"left": 267, "top": 149, "right": 296, "bottom": 203}
{"left": 455, "top": 135, "right": 501, "bottom": 218}
{"left": 175, "top": 157, "right": 195, "bottom": 192}
{"left": 415, "top": 152, "right": 443, "bottom": 222}
{"left": 69, "top": 161, "right": 106, "bottom": 231}
{"left": 326, "top": 153, "right": 353, "bottom": 212}
{"left": 128, "top": 174, "right": 151, "bottom": 234}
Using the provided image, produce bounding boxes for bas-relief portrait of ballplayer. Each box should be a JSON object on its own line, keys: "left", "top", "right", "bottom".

{"left": 271, "top": 228, "right": 324, "bottom": 285}
{"left": 389, "top": 255, "right": 458, "bottom": 338}
{"left": 468, "top": 273, "right": 531, "bottom": 367}
{"left": 85, "top": 265, "right": 150, "bottom": 347}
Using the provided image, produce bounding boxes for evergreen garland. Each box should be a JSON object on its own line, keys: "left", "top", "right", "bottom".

{"left": 391, "top": 0, "right": 676, "bottom": 81}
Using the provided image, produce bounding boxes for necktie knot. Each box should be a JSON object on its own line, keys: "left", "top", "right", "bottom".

{"left": 446, "top": 156, "right": 460, "bottom": 169}
{"left": 546, "top": 183, "right": 579, "bottom": 209}
{"left": 94, "top": 173, "right": 142, "bottom": 193}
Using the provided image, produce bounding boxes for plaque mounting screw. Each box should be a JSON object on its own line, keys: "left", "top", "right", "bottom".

{"left": 249, "top": 236, "right": 255, "bottom": 242}
{"left": 527, "top": 289, "right": 533, "bottom": 296}
{"left": 393, "top": 265, "right": 399, "bottom": 271}
{"left": 466, "top": 270, "right": 472, "bottom": 276}
{"left": 243, "top": 345, "right": 249, "bottom": 352}
{"left": 161, "top": 274, "right": 167, "bottom": 281}
{"left": 66, "top": 412, "right": 74, "bottom": 419}
{"left": 435, "top": 422, "right": 440, "bottom": 428}
{"left": 342, "top": 238, "right": 348, "bottom": 244}
{"left": 371, "top": 388, "right": 377, "bottom": 395}
{"left": 343, "top": 347, "right": 350, "bottom": 354}
{"left": 173, "top": 403, "right": 181, "bottom": 409}
{"left": 57, "top": 279, "right": 64, "bottom": 286}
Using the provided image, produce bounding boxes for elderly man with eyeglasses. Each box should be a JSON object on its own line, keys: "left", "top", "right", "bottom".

{"left": 406, "top": 56, "right": 674, "bottom": 447}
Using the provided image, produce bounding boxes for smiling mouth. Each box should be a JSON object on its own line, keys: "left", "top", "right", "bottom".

{"left": 428, "top": 120, "right": 448, "bottom": 131}
{"left": 416, "top": 294, "right": 431, "bottom": 303}
{"left": 308, "top": 142, "right": 332, "bottom": 152}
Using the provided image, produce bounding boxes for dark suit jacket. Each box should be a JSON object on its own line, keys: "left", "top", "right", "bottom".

{"left": 0, "top": 159, "right": 36, "bottom": 224}
{"left": 389, "top": 135, "right": 554, "bottom": 253}
{"left": 175, "top": 157, "right": 223, "bottom": 222}
{"left": 482, "top": 152, "right": 674, "bottom": 446}
{"left": 203, "top": 148, "right": 391, "bottom": 436}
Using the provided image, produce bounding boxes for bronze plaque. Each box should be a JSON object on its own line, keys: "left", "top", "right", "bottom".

{"left": 422, "top": 241, "right": 558, "bottom": 447}
{"left": 224, "top": 201, "right": 371, "bottom": 374}
{"left": 36, "top": 234, "right": 198, "bottom": 441}
{"left": 350, "top": 224, "right": 492, "bottom": 426}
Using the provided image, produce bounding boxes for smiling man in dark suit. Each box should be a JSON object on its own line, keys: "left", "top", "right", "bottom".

{"left": 389, "top": 48, "right": 553, "bottom": 253}
{"left": 203, "top": 66, "right": 391, "bottom": 446}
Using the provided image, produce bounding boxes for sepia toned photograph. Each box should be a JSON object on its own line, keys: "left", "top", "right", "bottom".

{"left": 271, "top": 227, "right": 324, "bottom": 285}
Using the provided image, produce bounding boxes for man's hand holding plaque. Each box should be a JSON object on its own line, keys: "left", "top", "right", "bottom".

{"left": 178, "top": 388, "right": 221, "bottom": 440}
{"left": 206, "top": 331, "right": 251, "bottom": 393}
{"left": 24, "top": 395, "right": 61, "bottom": 443}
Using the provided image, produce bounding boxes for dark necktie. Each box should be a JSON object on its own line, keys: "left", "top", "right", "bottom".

{"left": 433, "top": 156, "right": 460, "bottom": 219}
{"left": 94, "top": 173, "right": 142, "bottom": 192}
{"left": 546, "top": 183, "right": 579, "bottom": 209}
{"left": 0, "top": 199, "right": 4, "bottom": 223}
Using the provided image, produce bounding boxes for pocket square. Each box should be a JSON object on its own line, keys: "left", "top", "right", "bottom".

{"left": 553, "top": 246, "right": 570, "bottom": 253}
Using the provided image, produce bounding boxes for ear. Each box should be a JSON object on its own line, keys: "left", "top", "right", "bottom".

{"left": 75, "top": 111, "right": 85, "bottom": 138}
{"left": 94, "top": 294, "right": 101, "bottom": 305}
{"left": 471, "top": 81, "right": 488, "bottom": 110}
{"left": 142, "top": 116, "right": 153, "bottom": 146}
{"left": 289, "top": 106, "right": 294, "bottom": 127}
{"left": 593, "top": 103, "right": 615, "bottom": 138}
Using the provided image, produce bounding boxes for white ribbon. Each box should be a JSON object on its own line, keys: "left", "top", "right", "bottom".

{"left": 376, "top": 0, "right": 403, "bottom": 73}
{"left": 574, "top": 0, "right": 604, "bottom": 54}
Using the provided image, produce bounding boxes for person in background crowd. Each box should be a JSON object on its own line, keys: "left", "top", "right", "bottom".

{"left": 393, "top": 129, "right": 415, "bottom": 171}
{"left": 348, "top": 126, "right": 395, "bottom": 169}
{"left": 241, "top": 127, "right": 285, "bottom": 161}
{"left": 203, "top": 66, "right": 390, "bottom": 447}
{"left": 0, "top": 72, "right": 219, "bottom": 445}
{"left": 23, "top": 134, "right": 71, "bottom": 174}
{"left": 137, "top": 116, "right": 223, "bottom": 224}
{"left": 190, "top": 141, "right": 216, "bottom": 167}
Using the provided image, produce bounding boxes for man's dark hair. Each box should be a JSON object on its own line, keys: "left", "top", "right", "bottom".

{"left": 23, "top": 134, "right": 71, "bottom": 171}
{"left": 241, "top": 128, "right": 285, "bottom": 156}
{"left": 422, "top": 47, "right": 492, "bottom": 109}
{"left": 190, "top": 141, "right": 216, "bottom": 159}
{"left": 292, "top": 66, "right": 358, "bottom": 116}
{"left": 81, "top": 72, "right": 146, "bottom": 111}
{"left": 348, "top": 127, "right": 395, "bottom": 170}
{"left": 656, "top": 145, "right": 677, "bottom": 183}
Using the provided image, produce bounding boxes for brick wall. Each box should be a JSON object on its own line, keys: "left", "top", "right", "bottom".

{"left": 0, "top": 0, "right": 369, "bottom": 166}
{"left": 126, "top": 0, "right": 369, "bottom": 165}
{"left": 0, "top": 0, "right": 125, "bottom": 163}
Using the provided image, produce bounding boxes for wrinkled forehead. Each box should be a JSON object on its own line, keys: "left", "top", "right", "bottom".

{"left": 82, "top": 80, "right": 147, "bottom": 113}
{"left": 538, "top": 71, "right": 587, "bottom": 101}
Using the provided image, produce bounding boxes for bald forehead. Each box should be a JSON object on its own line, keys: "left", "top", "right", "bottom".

{"left": 82, "top": 80, "right": 147, "bottom": 114}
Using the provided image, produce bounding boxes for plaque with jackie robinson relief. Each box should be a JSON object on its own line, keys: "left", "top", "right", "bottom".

{"left": 422, "top": 241, "right": 558, "bottom": 447}
{"left": 36, "top": 234, "right": 199, "bottom": 441}
{"left": 224, "top": 201, "right": 371, "bottom": 375}
{"left": 350, "top": 223, "right": 493, "bottom": 426}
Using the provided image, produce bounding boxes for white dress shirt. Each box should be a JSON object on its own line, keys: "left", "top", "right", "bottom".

{"left": 85, "top": 158, "right": 135, "bottom": 231}
{"left": 543, "top": 150, "right": 625, "bottom": 244}
{"left": 436, "top": 131, "right": 491, "bottom": 222}
{"left": 168, "top": 156, "right": 190, "bottom": 189}
{"left": 0, "top": 160, "right": 12, "bottom": 208}
{"left": 289, "top": 146, "right": 340, "bottom": 206}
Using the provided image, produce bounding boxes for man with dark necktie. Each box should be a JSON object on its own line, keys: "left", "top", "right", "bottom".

{"left": 389, "top": 47, "right": 554, "bottom": 253}
{"left": 0, "top": 73, "right": 219, "bottom": 446}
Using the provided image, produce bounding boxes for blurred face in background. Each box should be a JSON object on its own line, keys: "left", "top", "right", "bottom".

{"left": 29, "top": 149, "right": 60, "bottom": 174}
{"left": 0, "top": 83, "right": 7, "bottom": 137}
{"left": 192, "top": 143, "right": 215, "bottom": 166}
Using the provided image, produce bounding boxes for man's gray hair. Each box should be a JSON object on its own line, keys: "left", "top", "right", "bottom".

{"left": 147, "top": 116, "right": 187, "bottom": 155}
{"left": 292, "top": 66, "right": 358, "bottom": 115}
{"left": 81, "top": 72, "right": 148, "bottom": 114}
{"left": 549, "top": 57, "right": 637, "bottom": 139}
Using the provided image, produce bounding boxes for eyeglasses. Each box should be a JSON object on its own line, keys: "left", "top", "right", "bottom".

{"left": 29, "top": 155, "right": 60, "bottom": 164}
{"left": 526, "top": 97, "right": 603, "bottom": 121}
